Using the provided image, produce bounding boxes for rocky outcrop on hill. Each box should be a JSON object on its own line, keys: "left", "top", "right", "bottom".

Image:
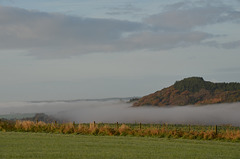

{"left": 133, "top": 77, "right": 240, "bottom": 106}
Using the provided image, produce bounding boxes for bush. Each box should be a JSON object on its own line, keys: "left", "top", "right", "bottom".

{"left": 0, "top": 120, "right": 238, "bottom": 141}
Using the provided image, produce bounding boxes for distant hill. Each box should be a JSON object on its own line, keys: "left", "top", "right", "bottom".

{"left": 0, "top": 113, "right": 63, "bottom": 123}
{"left": 22, "top": 113, "right": 62, "bottom": 123}
{"left": 133, "top": 77, "right": 240, "bottom": 106}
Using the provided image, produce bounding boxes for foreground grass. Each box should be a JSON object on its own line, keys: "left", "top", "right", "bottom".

{"left": 0, "top": 132, "right": 240, "bottom": 159}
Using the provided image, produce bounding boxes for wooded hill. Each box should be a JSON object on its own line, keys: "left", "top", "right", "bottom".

{"left": 133, "top": 77, "right": 240, "bottom": 106}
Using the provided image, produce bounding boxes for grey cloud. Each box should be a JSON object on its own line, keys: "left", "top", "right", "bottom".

{"left": 163, "top": 1, "right": 195, "bottom": 11}
{"left": 145, "top": 4, "right": 240, "bottom": 31}
{"left": 215, "top": 67, "right": 240, "bottom": 73}
{"left": 203, "top": 40, "right": 240, "bottom": 49}
{"left": 0, "top": 0, "right": 14, "bottom": 2}
{"left": 0, "top": 1, "right": 240, "bottom": 59}
{"left": 0, "top": 6, "right": 143, "bottom": 58}
{"left": 221, "top": 40, "right": 240, "bottom": 49}
{"left": 118, "top": 31, "right": 213, "bottom": 51}
{"left": 106, "top": 3, "right": 142, "bottom": 16}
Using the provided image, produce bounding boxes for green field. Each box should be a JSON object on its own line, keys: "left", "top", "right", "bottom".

{"left": 0, "top": 132, "right": 239, "bottom": 159}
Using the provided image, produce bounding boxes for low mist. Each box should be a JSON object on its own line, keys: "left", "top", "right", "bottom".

{"left": 0, "top": 99, "right": 240, "bottom": 126}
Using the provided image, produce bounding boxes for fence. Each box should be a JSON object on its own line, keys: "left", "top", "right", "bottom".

{"left": 0, "top": 120, "right": 239, "bottom": 141}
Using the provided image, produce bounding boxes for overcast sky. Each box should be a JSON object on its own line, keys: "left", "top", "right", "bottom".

{"left": 0, "top": 0, "right": 240, "bottom": 102}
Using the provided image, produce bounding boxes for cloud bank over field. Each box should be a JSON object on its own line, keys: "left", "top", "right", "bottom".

{"left": 0, "top": 0, "right": 240, "bottom": 58}
{"left": 0, "top": 100, "right": 240, "bottom": 126}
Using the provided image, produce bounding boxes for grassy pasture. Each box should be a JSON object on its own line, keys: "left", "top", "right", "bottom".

{"left": 0, "top": 132, "right": 240, "bottom": 159}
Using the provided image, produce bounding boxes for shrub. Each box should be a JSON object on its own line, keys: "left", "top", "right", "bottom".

{"left": 0, "top": 120, "right": 238, "bottom": 141}
{"left": 119, "top": 124, "right": 131, "bottom": 136}
{"left": 76, "top": 124, "right": 89, "bottom": 134}
{"left": 99, "top": 125, "right": 115, "bottom": 136}
{"left": 62, "top": 122, "right": 75, "bottom": 134}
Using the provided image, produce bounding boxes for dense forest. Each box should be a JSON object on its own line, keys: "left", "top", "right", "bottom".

{"left": 133, "top": 77, "right": 240, "bottom": 106}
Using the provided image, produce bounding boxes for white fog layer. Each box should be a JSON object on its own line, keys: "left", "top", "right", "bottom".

{"left": 0, "top": 100, "right": 239, "bottom": 126}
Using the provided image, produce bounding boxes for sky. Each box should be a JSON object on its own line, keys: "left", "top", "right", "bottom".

{"left": 0, "top": 0, "right": 240, "bottom": 102}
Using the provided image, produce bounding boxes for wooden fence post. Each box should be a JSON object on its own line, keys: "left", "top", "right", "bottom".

{"left": 139, "top": 122, "right": 142, "bottom": 130}
{"left": 215, "top": 125, "right": 217, "bottom": 135}
{"left": 116, "top": 122, "right": 119, "bottom": 129}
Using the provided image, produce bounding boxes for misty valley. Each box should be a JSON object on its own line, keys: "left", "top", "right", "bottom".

{"left": 0, "top": 99, "right": 240, "bottom": 126}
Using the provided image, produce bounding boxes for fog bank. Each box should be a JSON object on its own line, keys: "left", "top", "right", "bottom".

{"left": 0, "top": 99, "right": 239, "bottom": 126}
